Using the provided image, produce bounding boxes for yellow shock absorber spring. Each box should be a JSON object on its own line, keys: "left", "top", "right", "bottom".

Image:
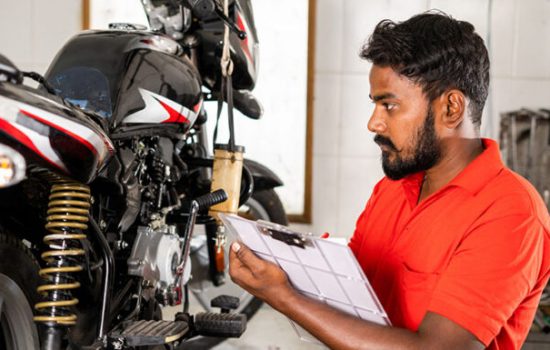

{"left": 33, "top": 181, "right": 91, "bottom": 326}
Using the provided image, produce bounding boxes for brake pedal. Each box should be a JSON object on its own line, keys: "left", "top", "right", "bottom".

{"left": 109, "top": 320, "right": 189, "bottom": 347}
{"left": 193, "top": 312, "right": 247, "bottom": 338}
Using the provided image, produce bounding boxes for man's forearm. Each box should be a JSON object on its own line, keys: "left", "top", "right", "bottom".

{"left": 270, "top": 287, "right": 422, "bottom": 350}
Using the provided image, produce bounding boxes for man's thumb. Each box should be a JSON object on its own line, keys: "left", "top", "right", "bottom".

{"left": 231, "top": 242, "right": 255, "bottom": 265}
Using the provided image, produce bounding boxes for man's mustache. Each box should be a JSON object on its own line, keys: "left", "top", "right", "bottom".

{"left": 374, "top": 134, "right": 398, "bottom": 151}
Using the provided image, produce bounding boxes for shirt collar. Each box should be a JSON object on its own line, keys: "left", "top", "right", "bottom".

{"left": 399, "top": 138, "right": 504, "bottom": 205}
{"left": 401, "top": 172, "right": 424, "bottom": 207}
{"left": 447, "top": 138, "right": 504, "bottom": 195}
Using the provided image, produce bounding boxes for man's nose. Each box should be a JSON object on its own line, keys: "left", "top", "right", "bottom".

{"left": 367, "top": 109, "right": 387, "bottom": 133}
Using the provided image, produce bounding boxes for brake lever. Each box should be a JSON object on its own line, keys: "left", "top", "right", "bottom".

{"left": 176, "top": 189, "right": 228, "bottom": 277}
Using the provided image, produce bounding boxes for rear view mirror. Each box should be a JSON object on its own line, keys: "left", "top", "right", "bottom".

{"left": 0, "top": 54, "right": 23, "bottom": 84}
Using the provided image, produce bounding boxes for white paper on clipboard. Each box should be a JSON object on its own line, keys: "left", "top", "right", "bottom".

{"left": 218, "top": 213, "right": 391, "bottom": 345}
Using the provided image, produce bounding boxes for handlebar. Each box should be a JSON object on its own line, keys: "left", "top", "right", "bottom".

{"left": 194, "top": 189, "right": 228, "bottom": 211}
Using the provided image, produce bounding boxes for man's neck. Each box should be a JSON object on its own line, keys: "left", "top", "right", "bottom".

{"left": 418, "top": 138, "right": 484, "bottom": 203}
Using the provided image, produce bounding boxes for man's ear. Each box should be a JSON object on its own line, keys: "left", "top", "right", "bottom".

{"left": 436, "top": 89, "right": 466, "bottom": 129}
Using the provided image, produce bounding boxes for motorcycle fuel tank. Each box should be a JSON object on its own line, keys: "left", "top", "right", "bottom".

{"left": 45, "top": 30, "right": 203, "bottom": 131}
{"left": 0, "top": 82, "right": 114, "bottom": 184}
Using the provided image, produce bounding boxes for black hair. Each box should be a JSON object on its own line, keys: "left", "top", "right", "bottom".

{"left": 361, "top": 11, "right": 490, "bottom": 126}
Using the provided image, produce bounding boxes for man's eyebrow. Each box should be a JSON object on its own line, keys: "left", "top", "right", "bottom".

{"left": 369, "top": 93, "right": 398, "bottom": 102}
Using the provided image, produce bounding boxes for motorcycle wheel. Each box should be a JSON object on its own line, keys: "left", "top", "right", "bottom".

{"left": 185, "top": 189, "right": 288, "bottom": 349}
{"left": 0, "top": 233, "right": 41, "bottom": 350}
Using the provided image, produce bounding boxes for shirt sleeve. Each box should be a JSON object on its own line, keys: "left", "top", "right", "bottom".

{"left": 427, "top": 212, "right": 546, "bottom": 346}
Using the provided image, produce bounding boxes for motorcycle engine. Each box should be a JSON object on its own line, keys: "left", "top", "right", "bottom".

{"left": 127, "top": 225, "right": 191, "bottom": 306}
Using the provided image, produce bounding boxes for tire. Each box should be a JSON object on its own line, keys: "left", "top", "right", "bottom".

{"left": 0, "top": 233, "right": 41, "bottom": 350}
{"left": 185, "top": 189, "right": 287, "bottom": 349}
{"left": 239, "top": 189, "right": 288, "bottom": 226}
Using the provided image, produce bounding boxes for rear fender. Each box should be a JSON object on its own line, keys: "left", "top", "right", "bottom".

{"left": 243, "top": 159, "right": 283, "bottom": 191}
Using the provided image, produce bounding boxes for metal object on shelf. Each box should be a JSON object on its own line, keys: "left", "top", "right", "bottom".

{"left": 500, "top": 108, "right": 550, "bottom": 208}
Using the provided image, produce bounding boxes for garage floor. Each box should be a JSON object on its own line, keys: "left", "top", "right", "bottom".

{"left": 164, "top": 302, "right": 323, "bottom": 349}
{"left": 211, "top": 306, "right": 550, "bottom": 350}
{"left": 209, "top": 303, "right": 322, "bottom": 350}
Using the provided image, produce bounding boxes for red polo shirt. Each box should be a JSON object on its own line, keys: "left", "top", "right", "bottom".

{"left": 349, "top": 139, "right": 550, "bottom": 349}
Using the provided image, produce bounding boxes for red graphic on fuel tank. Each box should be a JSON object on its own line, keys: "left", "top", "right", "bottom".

{"left": 123, "top": 88, "right": 201, "bottom": 125}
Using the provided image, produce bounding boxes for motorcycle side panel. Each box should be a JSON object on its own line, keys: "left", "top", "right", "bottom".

{"left": 0, "top": 82, "right": 114, "bottom": 183}
{"left": 45, "top": 30, "right": 203, "bottom": 130}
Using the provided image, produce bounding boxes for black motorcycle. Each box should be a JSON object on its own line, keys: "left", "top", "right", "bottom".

{"left": 0, "top": 0, "right": 287, "bottom": 349}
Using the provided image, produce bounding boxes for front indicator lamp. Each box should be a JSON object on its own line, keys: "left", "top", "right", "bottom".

{"left": 0, "top": 144, "right": 26, "bottom": 188}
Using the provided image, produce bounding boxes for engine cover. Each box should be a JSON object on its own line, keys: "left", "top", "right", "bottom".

{"left": 127, "top": 226, "right": 190, "bottom": 288}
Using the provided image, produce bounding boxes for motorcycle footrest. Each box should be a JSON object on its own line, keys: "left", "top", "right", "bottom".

{"left": 193, "top": 312, "right": 247, "bottom": 338}
{"left": 110, "top": 320, "right": 189, "bottom": 347}
{"left": 211, "top": 294, "right": 240, "bottom": 311}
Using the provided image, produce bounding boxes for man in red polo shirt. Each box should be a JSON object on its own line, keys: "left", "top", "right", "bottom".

{"left": 229, "top": 12, "right": 550, "bottom": 349}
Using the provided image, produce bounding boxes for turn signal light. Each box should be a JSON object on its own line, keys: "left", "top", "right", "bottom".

{"left": 0, "top": 144, "right": 26, "bottom": 188}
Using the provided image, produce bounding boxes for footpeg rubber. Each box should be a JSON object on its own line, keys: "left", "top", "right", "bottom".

{"left": 110, "top": 320, "right": 189, "bottom": 346}
{"left": 211, "top": 295, "right": 240, "bottom": 312}
{"left": 194, "top": 312, "right": 247, "bottom": 338}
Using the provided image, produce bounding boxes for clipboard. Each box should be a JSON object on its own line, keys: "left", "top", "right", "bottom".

{"left": 218, "top": 213, "right": 391, "bottom": 344}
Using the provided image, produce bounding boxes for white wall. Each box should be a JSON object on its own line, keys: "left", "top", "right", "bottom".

{"left": 304, "top": 0, "right": 550, "bottom": 238}
{"left": 0, "top": 0, "right": 81, "bottom": 75}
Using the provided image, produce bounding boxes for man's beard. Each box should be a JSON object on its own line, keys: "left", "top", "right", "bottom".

{"left": 374, "top": 108, "right": 441, "bottom": 180}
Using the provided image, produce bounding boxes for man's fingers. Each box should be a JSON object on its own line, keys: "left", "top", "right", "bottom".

{"left": 228, "top": 245, "right": 256, "bottom": 288}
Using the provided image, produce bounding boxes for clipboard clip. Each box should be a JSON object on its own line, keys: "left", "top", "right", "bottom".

{"left": 257, "top": 224, "right": 310, "bottom": 249}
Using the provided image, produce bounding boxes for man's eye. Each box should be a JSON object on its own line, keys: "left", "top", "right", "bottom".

{"left": 383, "top": 103, "right": 396, "bottom": 111}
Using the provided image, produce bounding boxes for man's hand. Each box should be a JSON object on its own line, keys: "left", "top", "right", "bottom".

{"left": 228, "top": 241, "right": 296, "bottom": 309}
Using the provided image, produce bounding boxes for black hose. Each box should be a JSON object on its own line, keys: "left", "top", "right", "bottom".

{"left": 88, "top": 217, "right": 115, "bottom": 339}
{"left": 239, "top": 164, "right": 254, "bottom": 206}
{"left": 21, "top": 71, "right": 57, "bottom": 95}
{"left": 184, "top": 284, "right": 190, "bottom": 313}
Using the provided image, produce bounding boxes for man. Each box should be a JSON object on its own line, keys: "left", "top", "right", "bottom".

{"left": 229, "top": 12, "right": 550, "bottom": 349}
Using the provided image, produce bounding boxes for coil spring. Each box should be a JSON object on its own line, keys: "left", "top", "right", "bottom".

{"left": 33, "top": 180, "right": 91, "bottom": 326}
{"left": 150, "top": 154, "right": 165, "bottom": 183}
